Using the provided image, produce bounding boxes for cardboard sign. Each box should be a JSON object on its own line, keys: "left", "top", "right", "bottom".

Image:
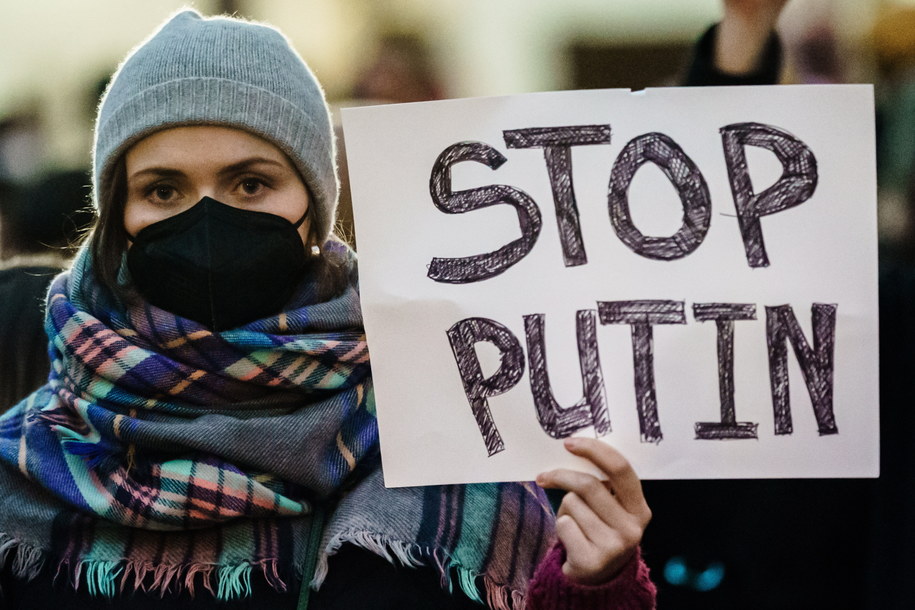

{"left": 341, "top": 85, "right": 879, "bottom": 487}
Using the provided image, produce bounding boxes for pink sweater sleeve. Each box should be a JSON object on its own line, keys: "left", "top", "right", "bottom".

{"left": 525, "top": 544, "right": 657, "bottom": 610}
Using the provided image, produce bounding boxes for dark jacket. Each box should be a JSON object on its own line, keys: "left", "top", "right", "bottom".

{"left": 0, "top": 264, "right": 61, "bottom": 412}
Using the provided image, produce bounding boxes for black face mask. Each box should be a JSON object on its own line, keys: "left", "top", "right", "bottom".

{"left": 127, "top": 196, "right": 309, "bottom": 331}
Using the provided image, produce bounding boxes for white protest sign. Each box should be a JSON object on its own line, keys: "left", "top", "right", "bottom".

{"left": 341, "top": 85, "right": 879, "bottom": 488}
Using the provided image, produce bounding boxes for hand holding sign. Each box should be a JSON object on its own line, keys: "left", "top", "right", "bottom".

{"left": 536, "top": 438, "right": 651, "bottom": 584}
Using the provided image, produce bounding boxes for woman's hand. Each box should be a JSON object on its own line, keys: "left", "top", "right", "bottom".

{"left": 535, "top": 438, "right": 651, "bottom": 585}
{"left": 716, "top": 0, "right": 791, "bottom": 75}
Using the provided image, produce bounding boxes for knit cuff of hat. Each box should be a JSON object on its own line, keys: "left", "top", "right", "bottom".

{"left": 525, "top": 544, "right": 657, "bottom": 610}
{"left": 94, "top": 78, "right": 337, "bottom": 244}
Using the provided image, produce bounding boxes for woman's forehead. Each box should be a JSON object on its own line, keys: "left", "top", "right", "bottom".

{"left": 125, "top": 126, "right": 294, "bottom": 174}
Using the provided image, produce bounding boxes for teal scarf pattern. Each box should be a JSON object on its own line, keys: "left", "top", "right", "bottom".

{"left": 0, "top": 242, "right": 555, "bottom": 608}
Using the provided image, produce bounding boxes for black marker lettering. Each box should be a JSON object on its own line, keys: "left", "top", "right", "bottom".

{"left": 765, "top": 304, "right": 838, "bottom": 435}
{"left": 503, "top": 125, "right": 613, "bottom": 267}
{"left": 523, "top": 310, "right": 611, "bottom": 439}
{"left": 428, "top": 142, "right": 542, "bottom": 283}
{"left": 720, "top": 122, "right": 819, "bottom": 268}
{"left": 693, "top": 303, "right": 760, "bottom": 440}
{"left": 446, "top": 317, "right": 525, "bottom": 456}
{"left": 598, "top": 300, "right": 687, "bottom": 443}
{"left": 607, "top": 133, "right": 712, "bottom": 260}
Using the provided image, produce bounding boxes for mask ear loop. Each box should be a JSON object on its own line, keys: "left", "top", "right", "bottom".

{"left": 291, "top": 206, "right": 309, "bottom": 230}
{"left": 292, "top": 205, "right": 321, "bottom": 257}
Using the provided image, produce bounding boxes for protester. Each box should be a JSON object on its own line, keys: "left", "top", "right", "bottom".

{"left": 0, "top": 10, "right": 655, "bottom": 608}
{"left": 334, "top": 33, "right": 445, "bottom": 247}
{"left": 866, "top": 9, "right": 915, "bottom": 606}
{"left": 0, "top": 169, "right": 92, "bottom": 411}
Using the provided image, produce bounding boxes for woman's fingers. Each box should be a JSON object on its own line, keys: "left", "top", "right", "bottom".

{"left": 552, "top": 437, "right": 651, "bottom": 523}
{"left": 536, "top": 438, "right": 651, "bottom": 584}
{"left": 554, "top": 513, "right": 592, "bottom": 557}
{"left": 538, "top": 468, "right": 629, "bottom": 528}
{"left": 554, "top": 513, "right": 604, "bottom": 583}
{"left": 554, "top": 495, "right": 639, "bottom": 584}
{"left": 558, "top": 483, "right": 616, "bottom": 537}
{"left": 557, "top": 490, "right": 641, "bottom": 547}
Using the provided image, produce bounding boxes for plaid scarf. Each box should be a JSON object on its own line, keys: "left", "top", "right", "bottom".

{"left": 0, "top": 243, "right": 555, "bottom": 608}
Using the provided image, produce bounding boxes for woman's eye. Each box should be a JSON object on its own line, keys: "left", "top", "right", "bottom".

{"left": 240, "top": 178, "right": 265, "bottom": 195}
{"left": 150, "top": 184, "right": 176, "bottom": 202}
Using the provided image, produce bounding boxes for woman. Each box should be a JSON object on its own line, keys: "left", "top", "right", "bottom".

{"left": 0, "top": 10, "right": 654, "bottom": 608}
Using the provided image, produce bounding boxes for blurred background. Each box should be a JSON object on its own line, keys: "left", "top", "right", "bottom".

{"left": 0, "top": 0, "right": 882, "bottom": 173}
{"left": 1, "top": 0, "right": 912, "bottom": 245}
{"left": 4, "top": 1, "right": 915, "bottom": 608}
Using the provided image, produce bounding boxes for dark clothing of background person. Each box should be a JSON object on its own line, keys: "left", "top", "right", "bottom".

{"left": 0, "top": 169, "right": 91, "bottom": 411}
{"left": 638, "top": 23, "right": 874, "bottom": 610}
{"left": 0, "top": 264, "right": 59, "bottom": 410}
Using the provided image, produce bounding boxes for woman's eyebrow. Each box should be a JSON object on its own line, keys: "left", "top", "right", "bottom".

{"left": 218, "top": 157, "right": 288, "bottom": 176}
{"left": 127, "top": 167, "right": 186, "bottom": 181}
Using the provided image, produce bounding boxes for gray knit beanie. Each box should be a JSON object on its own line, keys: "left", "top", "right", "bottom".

{"left": 93, "top": 9, "right": 338, "bottom": 243}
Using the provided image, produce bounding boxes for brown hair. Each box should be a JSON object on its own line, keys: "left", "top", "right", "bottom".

{"left": 87, "top": 158, "right": 129, "bottom": 299}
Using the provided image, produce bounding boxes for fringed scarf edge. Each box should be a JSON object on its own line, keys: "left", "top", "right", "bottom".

{"left": 0, "top": 533, "right": 44, "bottom": 583}
{"left": 0, "top": 531, "right": 286, "bottom": 601}
{"left": 313, "top": 529, "right": 528, "bottom": 610}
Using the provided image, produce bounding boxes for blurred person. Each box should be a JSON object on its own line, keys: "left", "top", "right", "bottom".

{"left": 872, "top": 7, "right": 915, "bottom": 195}
{"left": 0, "top": 113, "right": 46, "bottom": 186}
{"left": 351, "top": 32, "right": 445, "bottom": 105}
{"left": 0, "top": 10, "right": 655, "bottom": 608}
{"left": 0, "top": 168, "right": 92, "bottom": 260}
{"left": 0, "top": 169, "right": 93, "bottom": 411}
{"left": 0, "top": 76, "right": 98, "bottom": 412}
{"left": 791, "top": 21, "right": 845, "bottom": 85}
{"left": 870, "top": 7, "right": 915, "bottom": 253}
{"left": 856, "top": 19, "right": 915, "bottom": 609}
{"left": 813, "top": 7, "right": 915, "bottom": 610}
{"left": 867, "top": 164, "right": 915, "bottom": 609}
{"left": 334, "top": 33, "right": 447, "bottom": 247}
{"left": 685, "top": 0, "right": 787, "bottom": 87}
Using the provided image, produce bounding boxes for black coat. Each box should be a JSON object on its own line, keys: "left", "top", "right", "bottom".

{"left": 0, "top": 265, "right": 60, "bottom": 412}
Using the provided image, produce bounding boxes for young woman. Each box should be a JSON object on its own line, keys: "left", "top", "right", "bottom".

{"left": 0, "top": 10, "right": 655, "bottom": 608}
